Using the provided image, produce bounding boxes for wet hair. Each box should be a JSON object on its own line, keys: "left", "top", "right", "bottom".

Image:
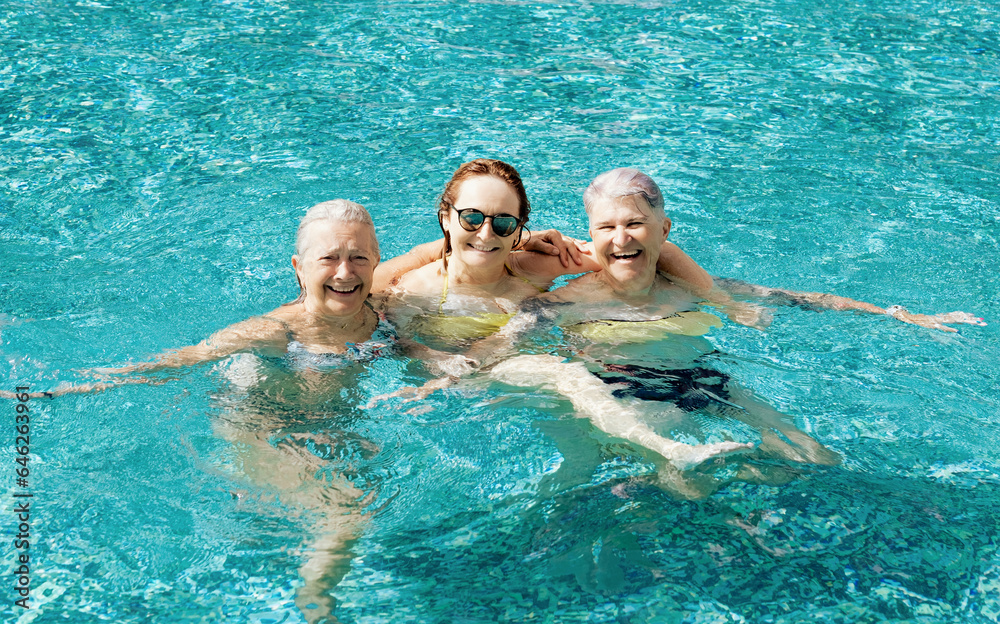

{"left": 291, "top": 199, "right": 379, "bottom": 304}
{"left": 295, "top": 199, "right": 380, "bottom": 258}
{"left": 582, "top": 168, "right": 666, "bottom": 218}
{"left": 436, "top": 158, "right": 531, "bottom": 269}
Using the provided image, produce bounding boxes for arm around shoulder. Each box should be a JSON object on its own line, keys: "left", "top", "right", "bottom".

{"left": 657, "top": 242, "right": 714, "bottom": 295}
{"left": 508, "top": 248, "right": 601, "bottom": 286}
{"left": 372, "top": 239, "right": 442, "bottom": 292}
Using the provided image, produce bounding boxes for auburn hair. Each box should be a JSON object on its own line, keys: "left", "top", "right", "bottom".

{"left": 436, "top": 158, "right": 531, "bottom": 269}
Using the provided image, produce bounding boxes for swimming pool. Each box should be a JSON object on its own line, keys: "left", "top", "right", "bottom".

{"left": 2, "top": 0, "right": 999, "bottom": 621}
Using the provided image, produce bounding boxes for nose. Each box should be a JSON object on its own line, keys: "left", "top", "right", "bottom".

{"left": 612, "top": 226, "right": 630, "bottom": 247}
{"left": 333, "top": 258, "right": 355, "bottom": 280}
{"left": 475, "top": 220, "right": 495, "bottom": 240}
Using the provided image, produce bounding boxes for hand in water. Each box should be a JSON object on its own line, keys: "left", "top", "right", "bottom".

{"left": 724, "top": 301, "right": 773, "bottom": 330}
{"left": 424, "top": 353, "right": 475, "bottom": 378}
{"left": 889, "top": 309, "right": 986, "bottom": 333}
{"left": 364, "top": 376, "right": 456, "bottom": 408}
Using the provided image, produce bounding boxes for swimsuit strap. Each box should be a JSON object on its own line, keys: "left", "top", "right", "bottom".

{"left": 504, "top": 262, "right": 547, "bottom": 293}
{"left": 439, "top": 271, "right": 450, "bottom": 314}
{"left": 438, "top": 262, "right": 543, "bottom": 314}
{"left": 516, "top": 272, "right": 547, "bottom": 293}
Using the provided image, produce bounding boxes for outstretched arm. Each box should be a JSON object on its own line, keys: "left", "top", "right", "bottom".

{"left": 1, "top": 316, "right": 288, "bottom": 399}
{"left": 712, "top": 278, "right": 986, "bottom": 333}
{"left": 11, "top": 315, "right": 293, "bottom": 398}
{"left": 99, "top": 315, "right": 289, "bottom": 375}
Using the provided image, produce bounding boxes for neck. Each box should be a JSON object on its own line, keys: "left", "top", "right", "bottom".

{"left": 446, "top": 257, "right": 508, "bottom": 288}
{"left": 302, "top": 302, "right": 372, "bottom": 332}
{"left": 599, "top": 271, "right": 657, "bottom": 299}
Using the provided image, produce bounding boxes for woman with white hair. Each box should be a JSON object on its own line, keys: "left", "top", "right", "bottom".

{"left": 96, "top": 199, "right": 390, "bottom": 376}
{"left": 574, "top": 166, "right": 985, "bottom": 332}
{"left": 370, "top": 159, "right": 715, "bottom": 352}
{"left": 16, "top": 200, "right": 392, "bottom": 624}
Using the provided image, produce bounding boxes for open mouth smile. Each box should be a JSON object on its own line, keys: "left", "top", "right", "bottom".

{"left": 611, "top": 250, "right": 642, "bottom": 260}
{"left": 325, "top": 284, "right": 361, "bottom": 295}
{"left": 467, "top": 242, "right": 500, "bottom": 252}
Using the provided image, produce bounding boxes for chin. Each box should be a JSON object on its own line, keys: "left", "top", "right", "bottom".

{"left": 324, "top": 299, "right": 364, "bottom": 316}
{"left": 607, "top": 267, "right": 647, "bottom": 287}
{"left": 459, "top": 248, "right": 506, "bottom": 265}
{"left": 607, "top": 265, "right": 638, "bottom": 280}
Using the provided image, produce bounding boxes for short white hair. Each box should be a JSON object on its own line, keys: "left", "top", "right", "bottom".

{"left": 295, "top": 199, "right": 380, "bottom": 258}
{"left": 582, "top": 168, "right": 665, "bottom": 218}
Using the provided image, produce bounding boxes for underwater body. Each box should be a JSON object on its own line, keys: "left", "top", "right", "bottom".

{"left": 2, "top": 0, "right": 1000, "bottom": 622}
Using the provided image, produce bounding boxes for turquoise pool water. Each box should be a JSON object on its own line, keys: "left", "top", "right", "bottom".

{"left": 2, "top": 0, "right": 999, "bottom": 622}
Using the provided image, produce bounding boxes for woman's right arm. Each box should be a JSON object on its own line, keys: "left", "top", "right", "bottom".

{"left": 2, "top": 316, "right": 289, "bottom": 399}
{"left": 101, "top": 315, "right": 289, "bottom": 375}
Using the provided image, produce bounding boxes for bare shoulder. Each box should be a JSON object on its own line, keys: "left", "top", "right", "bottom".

{"left": 547, "top": 273, "right": 604, "bottom": 304}
{"left": 393, "top": 260, "right": 446, "bottom": 295}
{"left": 229, "top": 310, "right": 292, "bottom": 341}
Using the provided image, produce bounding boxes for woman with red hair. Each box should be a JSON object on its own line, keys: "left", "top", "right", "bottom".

{"left": 372, "top": 158, "right": 710, "bottom": 345}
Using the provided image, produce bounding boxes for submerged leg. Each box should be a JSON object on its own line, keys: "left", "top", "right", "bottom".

{"left": 490, "top": 355, "right": 751, "bottom": 471}
{"left": 216, "top": 420, "right": 365, "bottom": 623}
{"left": 715, "top": 384, "right": 840, "bottom": 466}
{"left": 593, "top": 361, "right": 839, "bottom": 467}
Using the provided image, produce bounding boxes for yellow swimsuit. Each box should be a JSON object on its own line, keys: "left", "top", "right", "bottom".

{"left": 410, "top": 267, "right": 544, "bottom": 341}
{"left": 411, "top": 267, "right": 722, "bottom": 343}
{"left": 565, "top": 310, "right": 722, "bottom": 342}
{"left": 410, "top": 312, "right": 515, "bottom": 341}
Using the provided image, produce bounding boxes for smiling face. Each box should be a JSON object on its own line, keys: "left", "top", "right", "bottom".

{"left": 292, "top": 219, "right": 379, "bottom": 318}
{"left": 444, "top": 175, "right": 523, "bottom": 272}
{"left": 588, "top": 194, "right": 671, "bottom": 294}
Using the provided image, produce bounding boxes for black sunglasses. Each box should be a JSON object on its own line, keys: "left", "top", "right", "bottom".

{"left": 446, "top": 202, "right": 522, "bottom": 238}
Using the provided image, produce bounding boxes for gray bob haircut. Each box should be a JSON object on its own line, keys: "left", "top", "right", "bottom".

{"left": 294, "top": 199, "right": 380, "bottom": 258}
{"left": 582, "top": 168, "right": 666, "bottom": 218}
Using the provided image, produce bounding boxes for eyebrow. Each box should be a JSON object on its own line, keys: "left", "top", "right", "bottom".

{"left": 318, "top": 246, "right": 371, "bottom": 256}
{"left": 592, "top": 216, "right": 648, "bottom": 227}
{"left": 454, "top": 205, "right": 517, "bottom": 215}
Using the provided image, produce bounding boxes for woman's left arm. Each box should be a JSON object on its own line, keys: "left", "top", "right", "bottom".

{"left": 712, "top": 279, "right": 986, "bottom": 333}
{"left": 372, "top": 240, "right": 442, "bottom": 292}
